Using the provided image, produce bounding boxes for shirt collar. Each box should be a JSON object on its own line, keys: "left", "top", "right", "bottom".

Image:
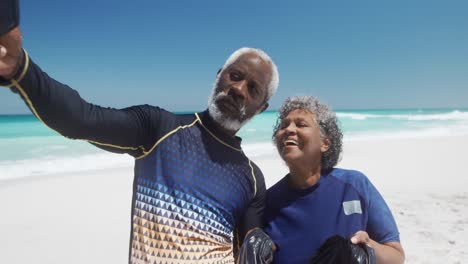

{"left": 198, "top": 110, "right": 243, "bottom": 150}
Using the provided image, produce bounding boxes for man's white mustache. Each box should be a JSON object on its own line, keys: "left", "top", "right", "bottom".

{"left": 213, "top": 93, "right": 247, "bottom": 118}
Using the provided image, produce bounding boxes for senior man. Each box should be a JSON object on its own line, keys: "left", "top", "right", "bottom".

{"left": 0, "top": 27, "right": 278, "bottom": 263}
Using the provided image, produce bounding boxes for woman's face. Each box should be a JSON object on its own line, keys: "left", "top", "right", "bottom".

{"left": 275, "top": 109, "right": 329, "bottom": 168}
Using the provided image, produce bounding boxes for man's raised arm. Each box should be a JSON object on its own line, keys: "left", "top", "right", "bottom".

{"left": 0, "top": 28, "right": 157, "bottom": 157}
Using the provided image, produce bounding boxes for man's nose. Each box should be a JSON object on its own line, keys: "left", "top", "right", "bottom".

{"left": 229, "top": 80, "right": 248, "bottom": 99}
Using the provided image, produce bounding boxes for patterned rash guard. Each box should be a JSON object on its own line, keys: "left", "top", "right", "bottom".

{"left": 1, "top": 51, "right": 266, "bottom": 264}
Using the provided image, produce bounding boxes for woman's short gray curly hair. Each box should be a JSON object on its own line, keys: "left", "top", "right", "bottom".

{"left": 273, "top": 96, "right": 343, "bottom": 172}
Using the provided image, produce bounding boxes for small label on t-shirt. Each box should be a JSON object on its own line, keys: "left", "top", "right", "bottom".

{"left": 342, "top": 200, "right": 362, "bottom": 215}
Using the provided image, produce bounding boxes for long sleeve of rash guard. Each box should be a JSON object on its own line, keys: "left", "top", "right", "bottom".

{"left": 0, "top": 51, "right": 160, "bottom": 157}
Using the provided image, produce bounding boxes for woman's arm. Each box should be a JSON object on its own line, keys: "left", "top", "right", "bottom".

{"left": 351, "top": 230, "right": 405, "bottom": 264}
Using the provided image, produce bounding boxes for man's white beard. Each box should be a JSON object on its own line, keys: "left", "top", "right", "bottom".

{"left": 207, "top": 89, "right": 253, "bottom": 132}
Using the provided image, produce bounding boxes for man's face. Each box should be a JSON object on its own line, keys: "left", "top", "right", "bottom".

{"left": 208, "top": 53, "right": 272, "bottom": 131}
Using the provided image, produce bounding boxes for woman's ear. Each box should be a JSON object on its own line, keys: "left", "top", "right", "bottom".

{"left": 321, "top": 137, "right": 330, "bottom": 153}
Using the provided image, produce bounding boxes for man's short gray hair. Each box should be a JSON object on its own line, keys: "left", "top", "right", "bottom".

{"left": 273, "top": 96, "right": 343, "bottom": 172}
{"left": 219, "top": 47, "right": 279, "bottom": 102}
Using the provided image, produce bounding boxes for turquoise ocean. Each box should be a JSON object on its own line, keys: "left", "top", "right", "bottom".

{"left": 1, "top": 108, "right": 468, "bottom": 180}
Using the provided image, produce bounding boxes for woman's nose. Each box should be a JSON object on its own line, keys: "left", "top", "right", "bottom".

{"left": 284, "top": 123, "right": 296, "bottom": 134}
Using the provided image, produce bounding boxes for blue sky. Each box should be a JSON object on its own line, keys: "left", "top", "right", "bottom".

{"left": 1, "top": 0, "right": 467, "bottom": 114}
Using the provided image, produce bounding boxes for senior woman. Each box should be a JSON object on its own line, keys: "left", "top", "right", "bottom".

{"left": 263, "top": 96, "right": 405, "bottom": 264}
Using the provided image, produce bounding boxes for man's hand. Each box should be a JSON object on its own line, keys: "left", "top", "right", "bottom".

{"left": 0, "top": 27, "right": 23, "bottom": 79}
{"left": 237, "top": 228, "right": 276, "bottom": 264}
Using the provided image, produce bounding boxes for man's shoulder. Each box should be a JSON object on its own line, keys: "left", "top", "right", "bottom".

{"left": 132, "top": 104, "right": 198, "bottom": 124}
{"left": 246, "top": 159, "right": 262, "bottom": 172}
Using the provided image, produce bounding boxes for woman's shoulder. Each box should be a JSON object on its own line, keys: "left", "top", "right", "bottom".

{"left": 330, "top": 168, "right": 368, "bottom": 180}
{"left": 329, "top": 168, "right": 374, "bottom": 193}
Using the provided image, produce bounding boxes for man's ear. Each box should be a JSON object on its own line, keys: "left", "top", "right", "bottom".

{"left": 259, "top": 102, "right": 269, "bottom": 114}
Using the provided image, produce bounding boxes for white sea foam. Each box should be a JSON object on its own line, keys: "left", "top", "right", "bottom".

{"left": 337, "top": 113, "right": 381, "bottom": 120}
{"left": 338, "top": 110, "right": 468, "bottom": 121}
{"left": 388, "top": 110, "right": 468, "bottom": 121}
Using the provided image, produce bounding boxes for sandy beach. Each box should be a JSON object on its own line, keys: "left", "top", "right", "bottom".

{"left": 1, "top": 135, "right": 467, "bottom": 263}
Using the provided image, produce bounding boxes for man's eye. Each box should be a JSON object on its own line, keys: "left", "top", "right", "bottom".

{"left": 230, "top": 72, "right": 242, "bottom": 81}
{"left": 248, "top": 83, "right": 258, "bottom": 96}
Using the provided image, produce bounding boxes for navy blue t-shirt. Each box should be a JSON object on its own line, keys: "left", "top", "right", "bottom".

{"left": 264, "top": 168, "right": 400, "bottom": 264}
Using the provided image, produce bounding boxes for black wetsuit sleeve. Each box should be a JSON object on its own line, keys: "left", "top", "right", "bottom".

{"left": 0, "top": 51, "right": 160, "bottom": 157}
{"left": 238, "top": 162, "right": 267, "bottom": 243}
